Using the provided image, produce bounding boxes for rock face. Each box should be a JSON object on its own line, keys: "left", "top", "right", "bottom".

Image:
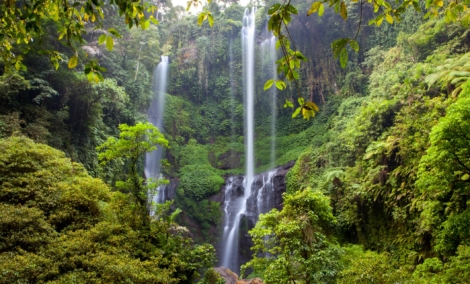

{"left": 163, "top": 177, "right": 179, "bottom": 200}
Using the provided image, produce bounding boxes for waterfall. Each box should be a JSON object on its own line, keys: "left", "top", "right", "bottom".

{"left": 145, "top": 56, "right": 169, "bottom": 207}
{"left": 220, "top": 8, "right": 256, "bottom": 273}
{"left": 260, "top": 21, "right": 278, "bottom": 168}
{"left": 220, "top": 176, "right": 245, "bottom": 271}
{"left": 219, "top": 168, "right": 281, "bottom": 274}
{"left": 243, "top": 7, "right": 256, "bottom": 188}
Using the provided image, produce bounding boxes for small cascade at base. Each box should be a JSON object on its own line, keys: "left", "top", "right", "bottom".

{"left": 219, "top": 167, "right": 286, "bottom": 274}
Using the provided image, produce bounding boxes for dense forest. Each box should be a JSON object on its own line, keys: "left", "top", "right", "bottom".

{"left": 1, "top": 0, "right": 470, "bottom": 283}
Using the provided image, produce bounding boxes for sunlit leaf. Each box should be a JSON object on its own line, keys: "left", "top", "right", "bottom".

{"left": 308, "top": 2, "right": 322, "bottom": 16}
{"left": 68, "top": 56, "right": 78, "bottom": 68}
{"left": 98, "top": 34, "right": 106, "bottom": 44}
{"left": 264, "top": 79, "right": 275, "bottom": 90}
{"left": 319, "top": 3, "right": 325, "bottom": 16}
{"left": 275, "top": 80, "right": 286, "bottom": 90}
{"left": 106, "top": 35, "right": 114, "bottom": 51}
{"left": 292, "top": 107, "right": 302, "bottom": 118}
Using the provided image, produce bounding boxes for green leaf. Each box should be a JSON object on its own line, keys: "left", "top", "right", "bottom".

{"left": 68, "top": 55, "right": 78, "bottom": 68}
{"left": 292, "top": 107, "right": 302, "bottom": 118}
{"left": 197, "top": 12, "right": 204, "bottom": 26}
{"left": 349, "top": 40, "right": 359, "bottom": 52}
{"left": 264, "top": 79, "right": 275, "bottom": 90}
{"left": 339, "top": 47, "right": 348, "bottom": 68}
{"left": 319, "top": 3, "right": 325, "bottom": 16}
{"left": 340, "top": 1, "right": 348, "bottom": 20}
{"left": 268, "top": 4, "right": 281, "bottom": 14}
{"left": 298, "top": 97, "right": 305, "bottom": 105}
{"left": 208, "top": 13, "right": 214, "bottom": 27}
{"left": 106, "top": 35, "right": 114, "bottom": 51}
{"left": 462, "top": 174, "right": 470, "bottom": 181}
{"left": 292, "top": 69, "right": 300, "bottom": 80}
{"left": 376, "top": 15, "right": 384, "bottom": 26}
{"left": 98, "top": 34, "right": 106, "bottom": 44}
{"left": 284, "top": 99, "right": 294, "bottom": 108}
{"left": 331, "top": 38, "right": 349, "bottom": 58}
{"left": 287, "top": 4, "right": 298, "bottom": 15}
{"left": 108, "top": 28, "right": 121, "bottom": 38}
{"left": 275, "top": 80, "right": 286, "bottom": 90}
{"left": 308, "top": 2, "right": 322, "bottom": 16}
{"left": 385, "top": 13, "right": 394, "bottom": 24}
{"left": 142, "top": 19, "right": 150, "bottom": 30}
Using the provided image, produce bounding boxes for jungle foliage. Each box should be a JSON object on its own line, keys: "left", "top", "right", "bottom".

{"left": 0, "top": 135, "right": 215, "bottom": 283}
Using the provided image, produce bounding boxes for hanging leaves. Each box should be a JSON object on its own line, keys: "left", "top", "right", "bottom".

{"left": 288, "top": 97, "right": 320, "bottom": 120}
{"left": 0, "top": 0, "right": 158, "bottom": 74}
{"left": 197, "top": 10, "right": 214, "bottom": 27}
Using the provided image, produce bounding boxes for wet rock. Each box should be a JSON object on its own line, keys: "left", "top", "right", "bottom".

{"left": 164, "top": 177, "right": 179, "bottom": 200}
{"left": 213, "top": 267, "right": 239, "bottom": 284}
{"left": 237, "top": 278, "right": 264, "bottom": 284}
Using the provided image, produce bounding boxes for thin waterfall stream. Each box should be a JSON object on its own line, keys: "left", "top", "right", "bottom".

{"left": 260, "top": 26, "right": 278, "bottom": 168}
{"left": 145, "top": 56, "right": 169, "bottom": 208}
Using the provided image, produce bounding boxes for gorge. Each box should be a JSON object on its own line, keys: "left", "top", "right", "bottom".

{"left": 1, "top": 0, "right": 470, "bottom": 283}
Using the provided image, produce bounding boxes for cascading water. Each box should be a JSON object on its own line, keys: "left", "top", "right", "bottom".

{"left": 219, "top": 168, "right": 281, "bottom": 273}
{"left": 255, "top": 170, "right": 277, "bottom": 216}
{"left": 145, "top": 56, "right": 169, "bottom": 207}
{"left": 220, "top": 7, "right": 256, "bottom": 273}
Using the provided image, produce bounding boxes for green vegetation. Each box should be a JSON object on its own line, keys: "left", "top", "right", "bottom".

{"left": 0, "top": 135, "right": 215, "bottom": 283}
{"left": 242, "top": 188, "right": 342, "bottom": 283}
{"left": 245, "top": 14, "right": 470, "bottom": 283}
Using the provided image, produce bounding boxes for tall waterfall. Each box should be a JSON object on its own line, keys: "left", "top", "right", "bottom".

{"left": 220, "top": 7, "right": 256, "bottom": 273}
{"left": 260, "top": 27, "right": 278, "bottom": 168}
{"left": 243, "top": 7, "right": 256, "bottom": 188}
{"left": 145, "top": 56, "right": 169, "bottom": 206}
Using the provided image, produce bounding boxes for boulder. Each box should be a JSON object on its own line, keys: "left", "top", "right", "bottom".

{"left": 212, "top": 267, "right": 263, "bottom": 284}
{"left": 237, "top": 278, "right": 264, "bottom": 284}
{"left": 213, "top": 267, "right": 239, "bottom": 284}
